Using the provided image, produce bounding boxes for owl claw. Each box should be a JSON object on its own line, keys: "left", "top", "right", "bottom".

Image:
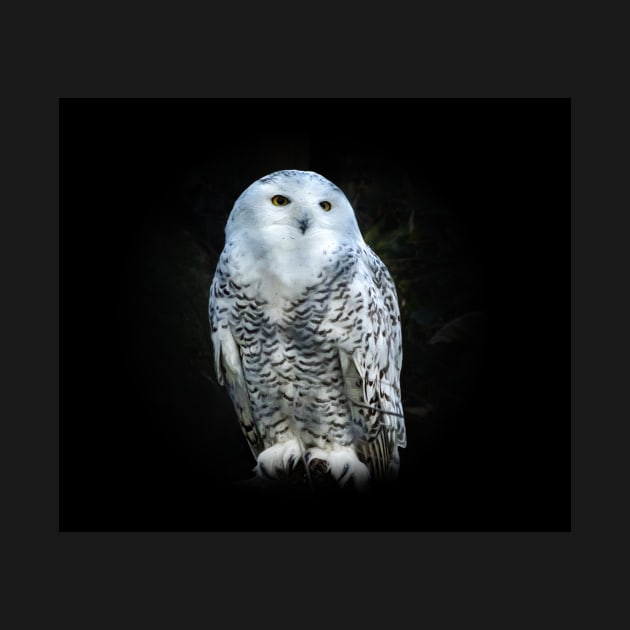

{"left": 338, "top": 462, "right": 350, "bottom": 481}
{"left": 255, "top": 439, "right": 302, "bottom": 480}
{"left": 326, "top": 448, "right": 370, "bottom": 491}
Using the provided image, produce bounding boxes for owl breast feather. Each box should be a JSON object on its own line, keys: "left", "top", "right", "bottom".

{"left": 231, "top": 230, "right": 351, "bottom": 308}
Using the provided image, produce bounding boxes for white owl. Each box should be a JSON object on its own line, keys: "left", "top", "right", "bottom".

{"left": 209, "top": 170, "right": 406, "bottom": 491}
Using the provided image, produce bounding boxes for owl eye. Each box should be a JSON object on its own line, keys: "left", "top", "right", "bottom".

{"left": 320, "top": 201, "right": 332, "bottom": 212}
{"left": 271, "top": 195, "right": 291, "bottom": 206}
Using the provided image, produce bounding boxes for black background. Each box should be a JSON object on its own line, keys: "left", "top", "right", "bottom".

{"left": 61, "top": 98, "right": 569, "bottom": 531}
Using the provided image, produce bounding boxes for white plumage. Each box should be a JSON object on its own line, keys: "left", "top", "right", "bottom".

{"left": 209, "top": 170, "right": 406, "bottom": 490}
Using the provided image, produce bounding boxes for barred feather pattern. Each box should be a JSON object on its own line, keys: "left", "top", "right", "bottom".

{"left": 209, "top": 170, "right": 406, "bottom": 490}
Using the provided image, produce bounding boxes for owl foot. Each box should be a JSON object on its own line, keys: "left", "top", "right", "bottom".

{"left": 305, "top": 447, "right": 371, "bottom": 491}
{"left": 254, "top": 439, "right": 303, "bottom": 481}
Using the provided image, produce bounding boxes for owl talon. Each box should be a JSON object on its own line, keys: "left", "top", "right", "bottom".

{"left": 255, "top": 439, "right": 302, "bottom": 481}
{"left": 337, "top": 462, "right": 350, "bottom": 481}
{"left": 327, "top": 448, "right": 370, "bottom": 491}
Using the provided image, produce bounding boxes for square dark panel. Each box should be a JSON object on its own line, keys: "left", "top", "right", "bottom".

{"left": 61, "top": 98, "right": 569, "bottom": 532}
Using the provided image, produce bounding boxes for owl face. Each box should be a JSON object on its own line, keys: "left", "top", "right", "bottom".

{"left": 226, "top": 170, "right": 363, "bottom": 243}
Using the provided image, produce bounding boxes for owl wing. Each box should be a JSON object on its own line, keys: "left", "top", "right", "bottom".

{"left": 209, "top": 263, "right": 265, "bottom": 459}
{"left": 338, "top": 246, "right": 406, "bottom": 482}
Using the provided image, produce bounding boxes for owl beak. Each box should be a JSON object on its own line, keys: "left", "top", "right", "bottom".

{"left": 297, "top": 216, "right": 310, "bottom": 234}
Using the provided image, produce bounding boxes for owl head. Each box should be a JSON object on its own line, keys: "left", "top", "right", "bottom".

{"left": 225, "top": 170, "right": 364, "bottom": 244}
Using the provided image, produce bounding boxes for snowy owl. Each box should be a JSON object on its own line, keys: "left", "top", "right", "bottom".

{"left": 209, "top": 170, "right": 406, "bottom": 491}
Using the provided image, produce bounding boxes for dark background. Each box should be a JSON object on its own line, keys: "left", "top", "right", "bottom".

{"left": 61, "top": 98, "right": 569, "bottom": 531}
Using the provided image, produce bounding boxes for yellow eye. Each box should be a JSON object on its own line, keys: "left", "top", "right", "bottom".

{"left": 320, "top": 200, "right": 332, "bottom": 212}
{"left": 271, "top": 194, "right": 290, "bottom": 206}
